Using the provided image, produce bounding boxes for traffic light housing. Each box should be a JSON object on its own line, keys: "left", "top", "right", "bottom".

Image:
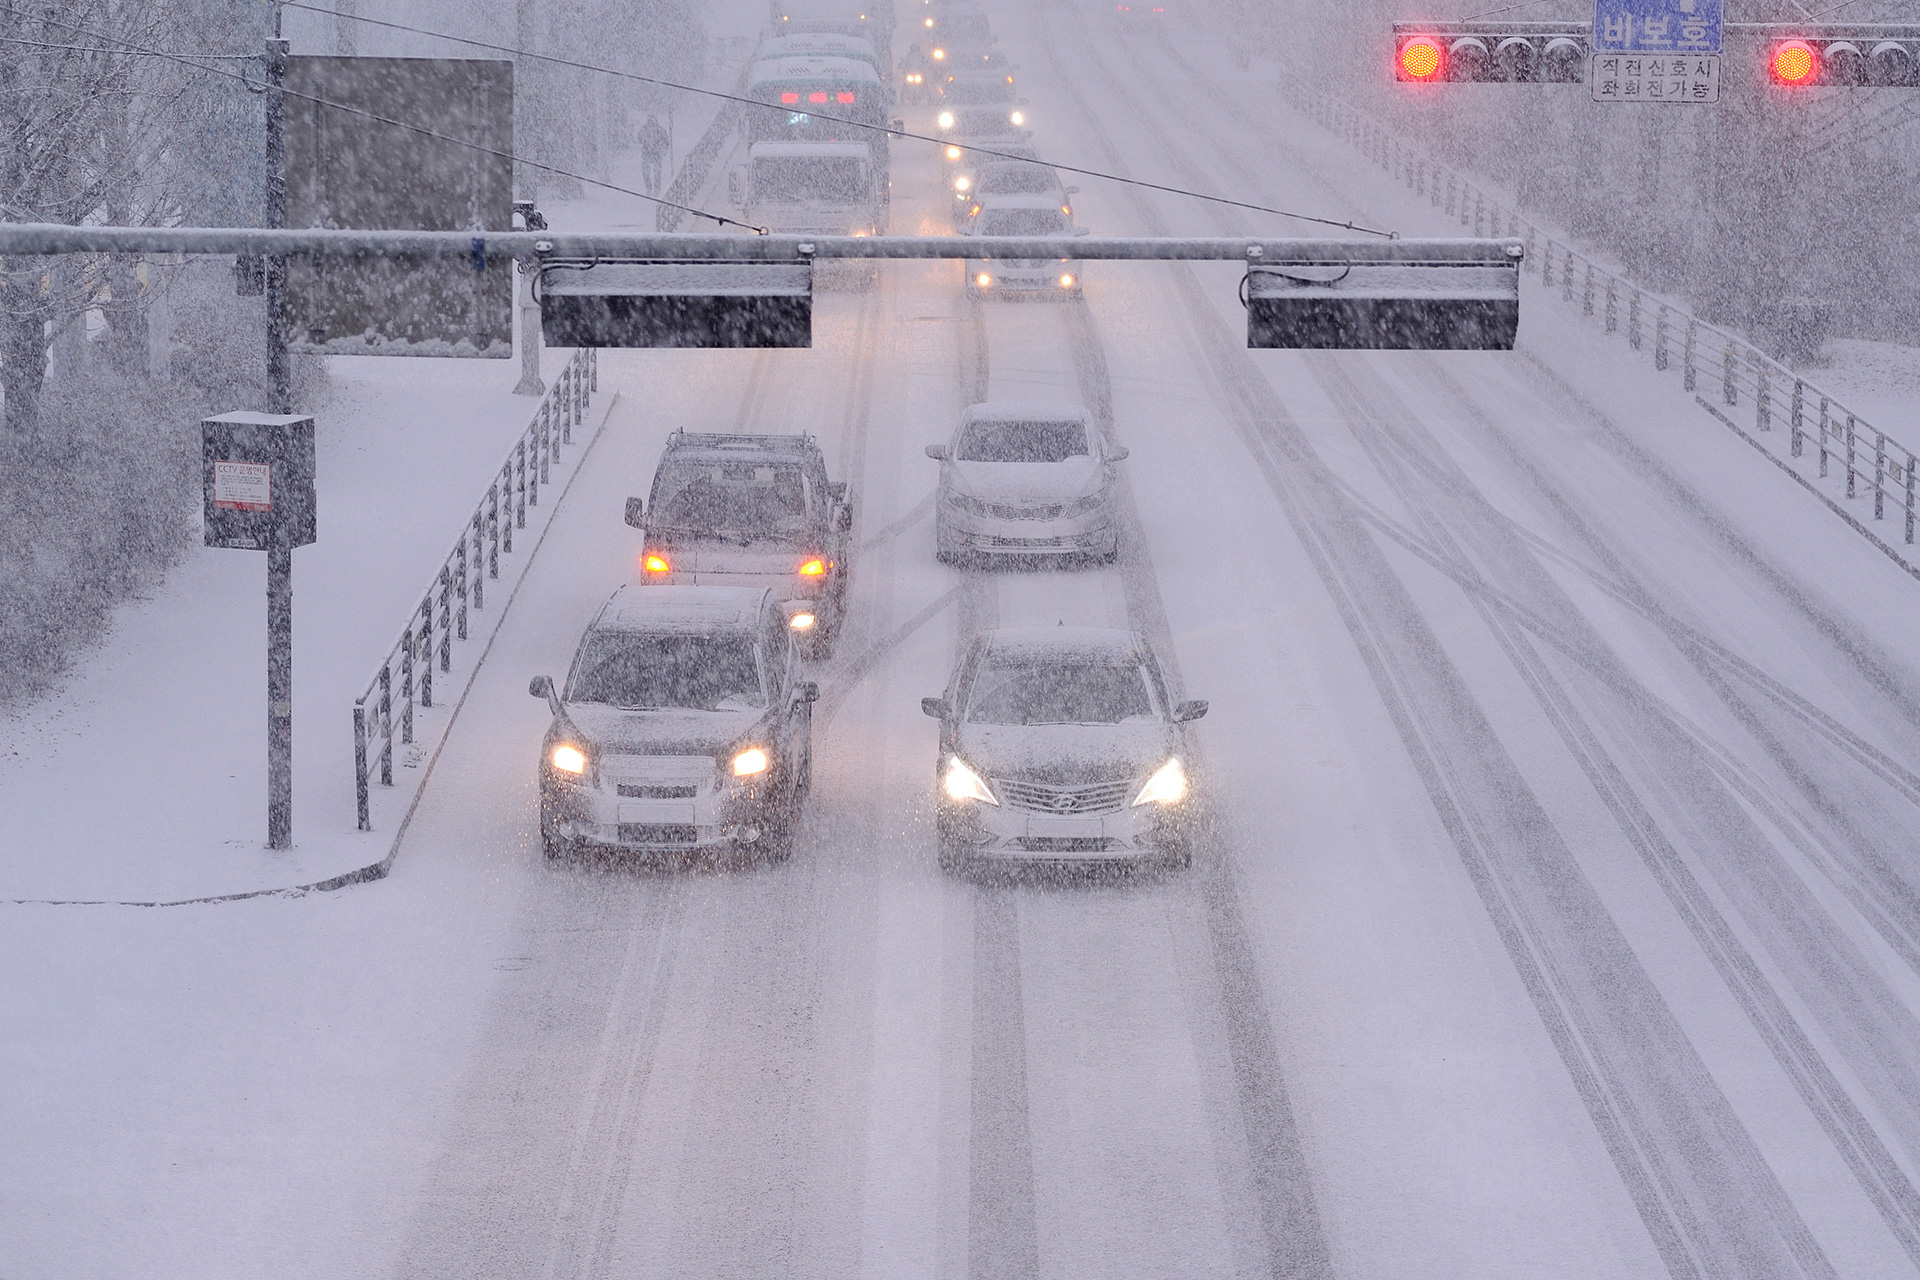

{"left": 1394, "top": 23, "right": 1588, "bottom": 83}
{"left": 1764, "top": 34, "right": 1917, "bottom": 87}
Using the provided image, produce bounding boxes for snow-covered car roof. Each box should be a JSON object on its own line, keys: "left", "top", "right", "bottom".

{"left": 962, "top": 400, "right": 1091, "bottom": 424}
{"left": 748, "top": 140, "right": 872, "bottom": 161}
{"left": 983, "top": 626, "right": 1146, "bottom": 658}
{"left": 590, "top": 585, "right": 771, "bottom": 634}
{"left": 748, "top": 56, "right": 884, "bottom": 86}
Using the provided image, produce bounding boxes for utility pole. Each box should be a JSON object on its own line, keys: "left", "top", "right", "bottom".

{"left": 263, "top": 26, "right": 296, "bottom": 850}
{"left": 513, "top": 0, "right": 545, "bottom": 395}
{"left": 333, "top": 0, "right": 357, "bottom": 55}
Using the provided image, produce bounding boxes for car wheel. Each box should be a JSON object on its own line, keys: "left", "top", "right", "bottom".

{"left": 540, "top": 816, "right": 571, "bottom": 861}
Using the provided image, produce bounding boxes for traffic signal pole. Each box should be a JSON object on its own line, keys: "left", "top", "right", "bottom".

{"left": 263, "top": 33, "right": 296, "bottom": 850}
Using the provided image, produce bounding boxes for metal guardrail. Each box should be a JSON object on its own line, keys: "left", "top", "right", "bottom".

{"left": 1286, "top": 86, "right": 1920, "bottom": 573}
{"left": 655, "top": 62, "right": 753, "bottom": 233}
{"left": 350, "top": 347, "right": 599, "bottom": 830}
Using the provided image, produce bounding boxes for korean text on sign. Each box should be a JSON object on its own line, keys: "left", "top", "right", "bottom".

{"left": 1590, "top": 54, "right": 1721, "bottom": 104}
{"left": 213, "top": 460, "right": 272, "bottom": 512}
{"left": 1592, "top": 0, "right": 1723, "bottom": 55}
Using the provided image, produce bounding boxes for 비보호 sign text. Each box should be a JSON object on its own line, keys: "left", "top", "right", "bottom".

{"left": 1592, "top": 0, "right": 1722, "bottom": 55}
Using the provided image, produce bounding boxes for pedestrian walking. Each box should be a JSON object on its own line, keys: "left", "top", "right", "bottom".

{"left": 639, "top": 114, "right": 671, "bottom": 196}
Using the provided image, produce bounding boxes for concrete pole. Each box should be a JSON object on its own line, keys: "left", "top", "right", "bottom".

{"left": 265, "top": 28, "right": 296, "bottom": 851}
{"left": 514, "top": 0, "right": 545, "bottom": 395}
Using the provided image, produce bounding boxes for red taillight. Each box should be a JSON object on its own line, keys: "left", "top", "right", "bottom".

{"left": 644, "top": 553, "right": 671, "bottom": 574}
{"left": 780, "top": 91, "right": 799, "bottom": 104}
{"left": 837, "top": 91, "right": 856, "bottom": 103}
{"left": 809, "top": 91, "right": 829, "bottom": 103}
{"left": 1399, "top": 37, "right": 1444, "bottom": 82}
{"left": 798, "top": 557, "right": 829, "bottom": 576}
{"left": 1772, "top": 40, "right": 1818, "bottom": 85}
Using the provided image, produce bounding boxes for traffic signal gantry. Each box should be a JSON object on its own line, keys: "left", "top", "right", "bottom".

{"left": 1394, "top": 22, "right": 1920, "bottom": 89}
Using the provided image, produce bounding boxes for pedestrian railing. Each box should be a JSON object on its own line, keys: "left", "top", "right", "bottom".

{"left": 1285, "top": 83, "right": 1920, "bottom": 575}
{"left": 655, "top": 64, "right": 753, "bottom": 232}
{"left": 350, "top": 348, "right": 598, "bottom": 830}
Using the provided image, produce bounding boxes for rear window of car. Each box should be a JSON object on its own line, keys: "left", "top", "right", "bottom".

{"left": 977, "top": 165, "right": 1058, "bottom": 195}
{"left": 650, "top": 461, "right": 816, "bottom": 539}
{"left": 979, "top": 208, "right": 1065, "bottom": 237}
{"left": 966, "top": 655, "right": 1157, "bottom": 725}
{"left": 955, "top": 418, "right": 1089, "bottom": 463}
{"left": 566, "top": 632, "right": 765, "bottom": 711}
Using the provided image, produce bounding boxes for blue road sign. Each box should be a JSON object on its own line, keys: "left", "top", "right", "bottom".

{"left": 1593, "top": 0, "right": 1722, "bottom": 55}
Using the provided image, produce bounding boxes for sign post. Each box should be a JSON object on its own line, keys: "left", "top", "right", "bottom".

{"left": 204, "top": 412, "right": 317, "bottom": 851}
{"left": 1592, "top": 0, "right": 1723, "bottom": 102}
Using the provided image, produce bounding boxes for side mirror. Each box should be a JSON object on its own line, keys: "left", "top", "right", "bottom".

{"left": 727, "top": 166, "right": 747, "bottom": 207}
{"left": 1174, "top": 699, "right": 1209, "bottom": 724}
{"left": 1108, "top": 445, "right": 1129, "bottom": 462}
{"left": 835, "top": 505, "right": 853, "bottom": 532}
{"left": 529, "top": 675, "right": 552, "bottom": 699}
{"left": 921, "top": 697, "right": 951, "bottom": 719}
{"left": 924, "top": 443, "right": 949, "bottom": 460}
{"left": 797, "top": 681, "right": 820, "bottom": 704}
{"left": 624, "top": 496, "right": 644, "bottom": 528}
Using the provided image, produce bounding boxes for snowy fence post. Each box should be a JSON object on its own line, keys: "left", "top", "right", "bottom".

{"left": 470, "top": 512, "right": 485, "bottom": 610}
{"left": 1524, "top": 225, "right": 1537, "bottom": 271}
{"left": 1562, "top": 253, "right": 1574, "bottom": 303}
{"left": 1604, "top": 278, "right": 1617, "bottom": 333}
{"left": 1583, "top": 264, "right": 1595, "bottom": 317}
{"left": 1757, "top": 364, "right": 1771, "bottom": 433}
{"left": 490, "top": 479, "right": 504, "bottom": 565}
{"left": 437, "top": 568, "right": 452, "bottom": 673}
{"left": 1818, "top": 397, "right": 1831, "bottom": 478}
{"left": 1684, "top": 321, "right": 1697, "bottom": 392}
{"left": 379, "top": 666, "right": 393, "bottom": 784}
{"left": 456, "top": 538, "right": 469, "bottom": 640}
{"left": 1847, "top": 416, "right": 1859, "bottom": 498}
{"left": 1790, "top": 379, "right": 1804, "bottom": 458}
{"left": 354, "top": 703, "right": 370, "bottom": 831}
{"left": 400, "top": 630, "right": 414, "bottom": 745}
{"left": 1627, "top": 289, "right": 1640, "bottom": 349}
{"left": 1876, "top": 434, "right": 1888, "bottom": 520}
{"left": 1654, "top": 306, "right": 1667, "bottom": 369}
{"left": 590, "top": 348, "right": 599, "bottom": 396}
{"left": 516, "top": 442, "right": 529, "bottom": 528}
{"left": 1723, "top": 347, "right": 1736, "bottom": 406}
{"left": 539, "top": 404, "right": 551, "bottom": 488}
{"left": 419, "top": 597, "right": 434, "bottom": 707}
{"left": 1906, "top": 458, "right": 1915, "bottom": 543}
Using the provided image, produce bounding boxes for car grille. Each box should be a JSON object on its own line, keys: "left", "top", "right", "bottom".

{"left": 994, "top": 777, "right": 1132, "bottom": 814}
{"left": 617, "top": 784, "right": 698, "bottom": 799}
{"left": 617, "top": 823, "right": 699, "bottom": 846}
{"left": 1013, "top": 837, "right": 1119, "bottom": 853}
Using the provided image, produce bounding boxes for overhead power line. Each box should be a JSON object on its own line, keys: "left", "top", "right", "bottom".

{"left": 0, "top": 5, "right": 760, "bottom": 232}
{"left": 279, "top": 1, "right": 1396, "bottom": 238}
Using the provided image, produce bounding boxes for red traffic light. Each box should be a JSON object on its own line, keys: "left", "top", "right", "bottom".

{"left": 1398, "top": 36, "right": 1444, "bottom": 81}
{"left": 1771, "top": 40, "right": 1819, "bottom": 85}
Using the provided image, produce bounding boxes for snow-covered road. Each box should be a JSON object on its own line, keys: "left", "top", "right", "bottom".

{"left": 11, "top": 2, "right": 1920, "bottom": 1277}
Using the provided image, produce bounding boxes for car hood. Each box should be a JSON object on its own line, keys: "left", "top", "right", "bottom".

{"left": 561, "top": 702, "right": 765, "bottom": 758}
{"left": 955, "top": 719, "right": 1175, "bottom": 785}
{"left": 948, "top": 458, "right": 1104, "bottom": 504}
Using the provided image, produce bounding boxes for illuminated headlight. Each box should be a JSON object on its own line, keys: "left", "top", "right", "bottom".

{"left": 789, "top": 611, "right": 817, "bottom": 631}
{"left": 954, "top": 175, "right": 971, "bottom": 191}
{"left": 975, "top": 272, "right": 992, "bottom": 287}
{"left": 943, "top": 756, "right": 998, "bottom": 805}
{"left": 1058, "top": 272, "right": 1076, "bottom": 288}
{"left": 937, "top": 111, "right": 955, "bottom": 129}
{"left": 1132, "top": 758, "right": 1188, "bottom": 806}
{"left": 550, "top": 743, "right": 588, "bottom": 775}
{"left": 732, "top": 746, "right": 770, "bottom": 777}
{"left": 946, "top": 145, "right": 962, "bottom": 160}
{"left": 1009, "top": 110, "right": 1025, "bottom": 125}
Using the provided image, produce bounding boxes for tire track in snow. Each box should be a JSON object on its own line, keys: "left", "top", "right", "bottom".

{"left": 1053, "top": 12, "right": 1841, "bottom": 1278}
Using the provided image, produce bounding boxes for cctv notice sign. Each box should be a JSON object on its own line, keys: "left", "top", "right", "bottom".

{"left": 1591, "top": 52, "right": 1721, "bottom": 102}
{"left": 213, "top": 460, "right": 272, "bottom": 512}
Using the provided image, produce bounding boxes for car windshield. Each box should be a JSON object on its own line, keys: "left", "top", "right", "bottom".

{"left": 956, "top": 418, "right": 1089, "bottom": 462}
{"left": 967, "top": 655, "right": 1158, "bottom": 725}
{"left": 945, "top": 77, "right": 1015, "bottom": 103}
{"left": 651, "top": 460, "right": 815, "bottom": 538}
{"left": 565, "top": 632, "right": 764, "bottom": 711}
{"left": 753, "top": 156, "right": 867, "bottom": 203}
{"left": 980, "top": 208, "right": 1065, "bottom": 236}
{"left": 977, "top": 165, "right": 1058, "bottom": 195}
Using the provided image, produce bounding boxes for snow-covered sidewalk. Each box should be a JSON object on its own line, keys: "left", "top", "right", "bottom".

{"left": 0, "top": 348, "right": 594, "bottom": 903}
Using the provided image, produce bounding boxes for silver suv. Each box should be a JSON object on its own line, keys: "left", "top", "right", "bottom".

{"left": 531, "top": 586, "right": 818, "bottom": 862}
{"left": 627, "top": 431, "right": 854, "bottom": 657}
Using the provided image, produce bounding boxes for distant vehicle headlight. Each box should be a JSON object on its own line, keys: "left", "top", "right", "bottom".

{"left": 1009, "top": 110, "right": 1025, "bottom": 125}
{"left": 1058, "top": 272, "right": 1077, "bottom": 289}
{"left": 732, "top": 746, "right": 770, "bottom": 777}
{"left": 943, "top": 755, "right": 998, "bottom": 805}
{"left": 1132, "top": 757, "right": 1187, "bottom": 806}
{"left": 954, "top": 175, "right": 971, "bottom": 191}
{"left": 937, "top": 111, "right": 955, "bottom": 128}
{"left": 946, "top": 145, "right": 963, "bottom": 160}
{"left": 550, "top": 744, "right": 588, "bottom": 775}
{"left": 975, "top": 271, "right": 992, "bottom": 287}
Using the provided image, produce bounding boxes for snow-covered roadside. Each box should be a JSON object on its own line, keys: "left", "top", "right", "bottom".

{"left": 0, "top": 348, "right": 581, "bottom": 902}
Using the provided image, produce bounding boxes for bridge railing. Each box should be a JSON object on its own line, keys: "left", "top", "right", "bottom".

{"left": 1287, "top": 84, "right": 1920, "bottom": 576}
{"left": 350, "top": 347, "right": 599, "bottom": 830}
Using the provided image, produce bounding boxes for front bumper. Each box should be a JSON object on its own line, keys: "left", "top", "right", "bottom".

{"left": 968, "top": 260, "right": 1081, "bottom": 296}
{"left": 542, "top": 754, "right": 782, "bottom": 851}
{"left": 938, "top": 501, "right": 1116, "bottom": 557}
{"left": 937, "top": 795, "right": 1189, "bottom": 861}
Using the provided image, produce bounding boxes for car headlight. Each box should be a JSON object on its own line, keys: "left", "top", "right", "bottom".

{"left": 1061, "top": 488, "right": 1106, "bottom": 517}
{"left": 946, "top": 145, "right": 963, "bottom": 160}
{"left": 938, "top": 111, "right": 955, "bottom": 128}
{"left": 1009, "top": 110, "right": 1025, "bottom": 125}
{"left": 550, "top": 743, "right": 588, "bottom": 774}
{"left": 975, "top": 271, "right": 992, "bottom": 288}
{"left": 1132, "top": 757, "right": 1187, "bottom": 806}
{"left": 732, "top": 746, "right": 770, "bottom": 777}
{"left": 954, "top": 175, "right": 971, "bottom": 191}
{"left": 943, "top": 755, "right": 998, "bottom": 805}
